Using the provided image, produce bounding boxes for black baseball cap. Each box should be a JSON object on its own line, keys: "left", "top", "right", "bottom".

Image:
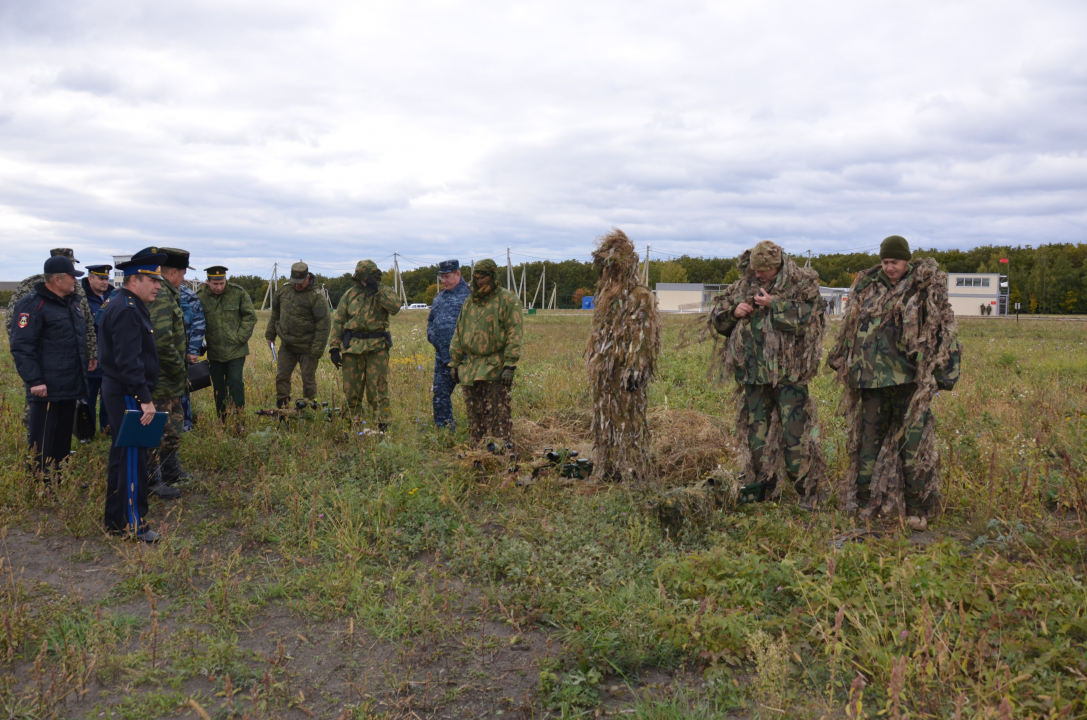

{"left": 44, "top": 255, "right": 84, "bottom": 277}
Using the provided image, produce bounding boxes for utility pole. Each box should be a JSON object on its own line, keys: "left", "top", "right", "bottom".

{"left": 506, "top": 248, "right": 513, "bottom": 292}
{"left": 393, "top": 253, "right": 408, "bottom": 307}
{"left": 642, "top": 245, "right": 651, "bottom": 285}
{"left": 260, "top": 263, "right": 277, "bottom": 311}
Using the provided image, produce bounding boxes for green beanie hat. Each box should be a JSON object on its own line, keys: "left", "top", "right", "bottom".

{"left": 880, "top": 235, "right": 911, "bottom": 261}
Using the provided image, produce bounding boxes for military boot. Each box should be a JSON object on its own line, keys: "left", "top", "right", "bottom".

{"left": 147, "top": 465, "right": 182, "bottom": 499}
{"left": 378, "top": 423, "right": 389, "bottom": 433}
{"left": 161, "top": 452, "right": 193, "bottom": 486}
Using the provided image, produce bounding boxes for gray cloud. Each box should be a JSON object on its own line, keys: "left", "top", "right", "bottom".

{"left": 1, "top": 0, "right": 1086, "bottom": 277}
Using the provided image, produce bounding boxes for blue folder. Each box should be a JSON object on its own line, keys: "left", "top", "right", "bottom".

{"left": 115, "top": 410, "right": 168, "bottom": 448}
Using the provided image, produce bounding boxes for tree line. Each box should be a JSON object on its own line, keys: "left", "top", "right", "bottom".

{"left": 226, "top": 242, "right": 1087, "bottom": 315}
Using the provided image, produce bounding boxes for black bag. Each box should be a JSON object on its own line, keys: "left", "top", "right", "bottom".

{"left": 74, "top": 400, "right": 96, "bottom": 441}
{"left": 188, "top": 360, "right": 212, "bottom": 392}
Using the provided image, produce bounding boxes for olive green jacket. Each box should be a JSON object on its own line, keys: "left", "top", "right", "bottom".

{"left": 148, "top": 280, "right": 188, "bottom": 400}
{"left": 265, "top": 278, "right": 331, "bottom": 358}
{"left": 448, "top": 286, "right": 523, "bottom": 385}
{"left": 197, "top": 283, "right": 257, "bottom": 362}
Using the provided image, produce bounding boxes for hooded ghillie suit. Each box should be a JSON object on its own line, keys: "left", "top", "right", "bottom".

{"left": 585, "top": 229, "right": 661, "bottom": 482}
{"left": 708, "top": 243, "right": 826, "bottom": 500}
{"left": 826, "top": 247, "right": 961, "bottom": 519}
{"left": 448, "top": 259, "right": 523, "bottom": 447}
{"left": 329, "top": 260, "right": 401, "bottom": 426}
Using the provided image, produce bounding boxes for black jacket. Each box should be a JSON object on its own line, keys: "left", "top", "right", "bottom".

{"left": 9, "top": 283, "right": 89, "bottom": 402}
{"left": 98, "top": 288, "right": 159, "bottom": 403}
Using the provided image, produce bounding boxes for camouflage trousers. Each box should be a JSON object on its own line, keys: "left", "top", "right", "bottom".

{"left": 463, "top": 380, "right": 512, "bottom": 446}
{"left": 744, "top": 383, "right": 810, "bottom": 495}
{"left": 276, "top": 346, "right": 319, "bottom": 405}
{"left": 342, "top": 349, "right": 391, "bottom": 423}
{"left": 149, "top": 396, "right": 184, "bottom": 467}
{"left": 858, "top": 383, "right": 930, "bottom": 513}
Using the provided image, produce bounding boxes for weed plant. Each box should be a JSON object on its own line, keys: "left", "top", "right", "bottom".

{"left": 0, "top": 311, "right": 1083, "bottom": 718}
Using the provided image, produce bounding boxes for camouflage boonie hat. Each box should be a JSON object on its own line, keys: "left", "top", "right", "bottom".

{"left": 750, "top": 241, "right": 783, "bottom": 272}
{"left": 290, "top": 261, "right": 309, "bottom": 283}
{"left": 50, "top": 248, "right": 79, "bottom": 263}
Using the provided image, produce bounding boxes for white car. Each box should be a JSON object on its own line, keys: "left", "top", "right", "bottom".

{"left": 407, "top": 303, "right": 429, "bottom": 310}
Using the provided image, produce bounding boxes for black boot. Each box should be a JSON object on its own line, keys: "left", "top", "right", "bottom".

{"left": 161, "top": 452, "right": 193, "bottom": 486}
{"left": 378, "top": 423, "right": 389, "bottom": 433}
{"left": 147, "top": 465, "right": 182, "bottom": 499}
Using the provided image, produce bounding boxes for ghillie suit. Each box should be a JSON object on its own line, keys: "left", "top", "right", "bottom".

{"left": 585, "top": 229, "right": 661, "bottom": 483}
{"left": 650, "top": 471, "right": 741, "bottom": 537}
{"left": 826, "top": 257, "right": 960, "bottom": 518}
{"left": 708, "top": 245, "right": 826, "bottom": 500}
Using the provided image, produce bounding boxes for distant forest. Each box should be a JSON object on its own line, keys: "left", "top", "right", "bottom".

{"left": 227, "top": 243, "right": 1087, "bottom": 314}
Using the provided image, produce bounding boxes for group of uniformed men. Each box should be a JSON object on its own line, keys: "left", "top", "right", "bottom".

{"left": 8, "top": 235, "right": 958, "bottom": 541}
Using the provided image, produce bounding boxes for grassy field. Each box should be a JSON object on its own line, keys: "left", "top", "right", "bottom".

{"left": 0, "top": 310, "right": 1084, "bottom": 719}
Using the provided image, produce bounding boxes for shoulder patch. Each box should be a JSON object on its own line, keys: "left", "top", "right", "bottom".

{"left": 17, "top": 313, "right": 29, "bottom": 328}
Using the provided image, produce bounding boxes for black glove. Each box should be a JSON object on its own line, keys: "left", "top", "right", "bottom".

{"left": 500, "top": 366, "right": 516, "bottom": 386}
{"left": 364, "top": 277, "right": 379, "bottom": 297}
{"left": 330, "top": 348, "right": 342, "bottom": 369}
{"left": 626, "top": 374, "right": 642, "bottom": 392}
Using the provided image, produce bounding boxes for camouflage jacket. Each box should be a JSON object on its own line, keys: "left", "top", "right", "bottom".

{"left": 179, "top": 285, "right": 206, "bottom": 357}
{"left": 426, "top": 278, "right": 470, "bottom": 364}
{"left": 6, "top": 273, "right": 97, "bottom": 361}
{"left": 328, "top": 282, "right": 401, "bottom": 355}
{"left": 197, "top": 283, "right": 257, "bottom": 362}
{"left": 266, "top": 277, "right": 332, "bottom": 358}
{"left": 828, "top": 259, "right": 961, "bottom": 390}
{"left": 710, "top": 252, "right": 824, "bottom": 386}
{"left": 448, "top": 286, "right": 523, "bottom": 385}
{"left": 148, "top": 280, "right": 188, "bottom": 400}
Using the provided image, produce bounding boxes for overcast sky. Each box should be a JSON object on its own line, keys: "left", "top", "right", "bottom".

{"left": 2, "top": 0, "right": 1085, "bottom": 278}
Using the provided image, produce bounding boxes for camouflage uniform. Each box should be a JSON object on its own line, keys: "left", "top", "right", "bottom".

{"left": 147, "top": 261, "right": 189, "bottom": 483}
{"left": 427, "top": 264, "right": 470, "bottom": 429}
{"left": 827, "top": 244, "right": 961, "bottom": 519}
{"left": 710, "top": 243, "right": 826, "bottom": 500}
{"left": 267, "top": 265, "right": 331, "bottom": 406}
{"left": 198, "top": 279, "right": 257, "bottom": 418}
{"left": 448, "top": 259, "right": 523, "bottom": 446}
{"left": 178, "top": 284, "right": 206, "bottom": 430}
{"left": 328, "top": 260, "right": 400, "bottom": 423}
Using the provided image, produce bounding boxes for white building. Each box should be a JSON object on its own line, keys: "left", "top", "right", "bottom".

{"left": 654, "top": 283, "right": 725, "bottom": 313}
{"left": 111, "top": 255, "right": 132, "bottom": 288}
{"left": 946, "top": 272, "right": 1004, "bottom": 316}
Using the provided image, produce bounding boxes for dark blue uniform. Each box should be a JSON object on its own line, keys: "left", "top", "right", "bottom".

{"left": 9, "top": 283, "right": 88, "bottom": 478}
{"left": 98, "top": 288, "right": 159, "bottom": 534}
{"left": 426, "top": 277, "right": 470, "bottom": 428}
{"left": 82, "top": 278, "right": 113, "bottom": 431}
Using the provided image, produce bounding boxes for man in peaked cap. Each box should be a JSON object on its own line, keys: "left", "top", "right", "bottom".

{"left": 9, "top": 255, "right": 92, "bottom": 480}
{"left": 98, "top": 247, "right": 168, "bottom": 542}
{"left": 266, "top": 261, "right": 331, "bottom": 410}
{"left": 145, "top": 248, "right": 192, "bottom": 495}
{"left": 82, "top": 264, "right": 114, "bottom": 433}
{"left": 328, "top": 260, "right": 401, "bottom": 430}
{"left": 426, "top": 259, "right": 470, "bottom": 431}
{"left": 198, "top": 266, "right": 257, "bottom": 422}
{"left": 447, "top": 258, "right": 523, "bottom": 448}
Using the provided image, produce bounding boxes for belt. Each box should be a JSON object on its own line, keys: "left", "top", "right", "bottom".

{"left": 343, "top": 330, "right": 393, "bottom": 349}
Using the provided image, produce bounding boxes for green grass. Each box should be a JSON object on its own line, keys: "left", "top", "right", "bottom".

{"left": 0, "top": 311, "right": 1084, "bottom": 718}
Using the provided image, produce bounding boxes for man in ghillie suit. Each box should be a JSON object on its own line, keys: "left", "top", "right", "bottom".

{"left": 328, "top": 260, "right": 400, "bottom": 432}
{"left": 827, "top": 236, "right": 961, "bottom": 529}
{"left": 448, "top": 259, "right": 523, "bottom": 448}
{"left": 709, "top": 240, "right": 826, "bottom": 508}
{"left": 586, "top": 229, "right": 661, "bottom": 482}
